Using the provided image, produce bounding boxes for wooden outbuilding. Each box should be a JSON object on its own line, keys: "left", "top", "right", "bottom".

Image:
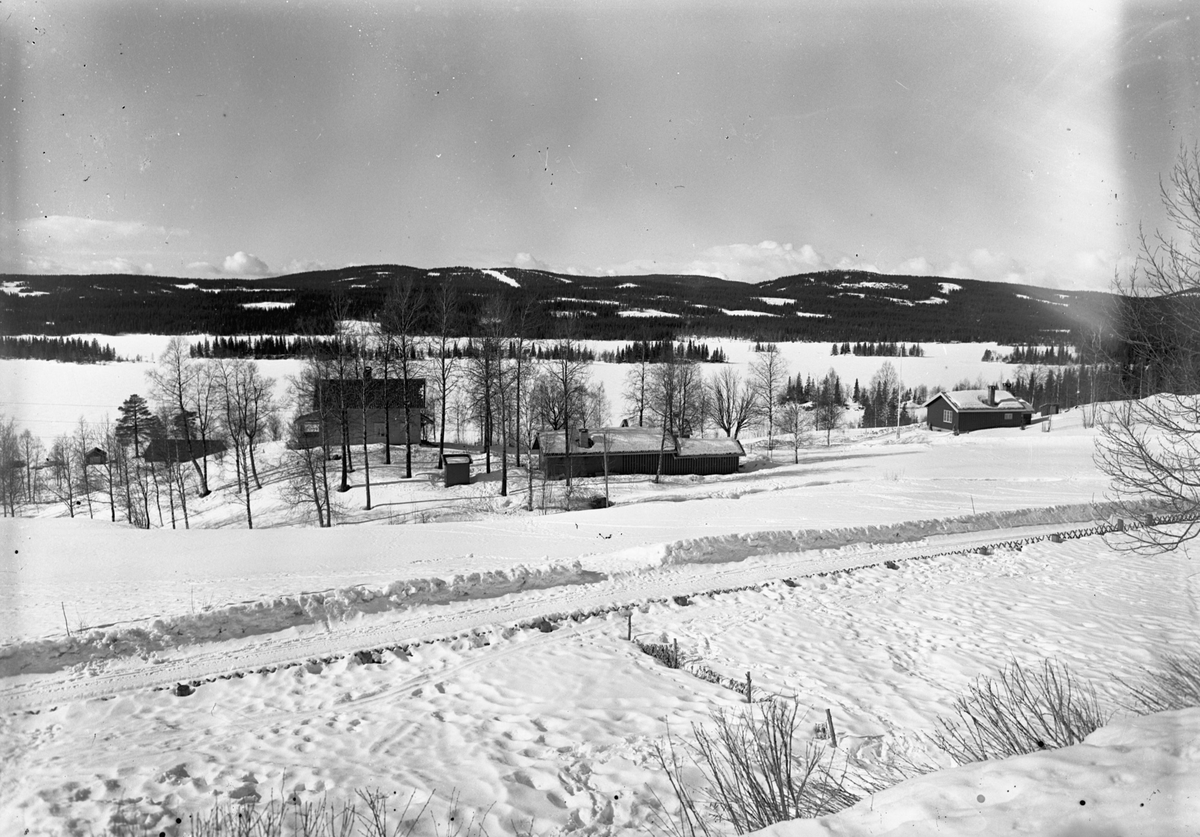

{"left": 443, "top": 453, "right": 472, "bottom": 487}
{"left": 535, "top": 426, "right": 745, "bottom": 479}
{"left": 921, "top": 386, "right": 1033, "bottom": 434}
{"left": 141, "top": 438, "right": 227, "bottom": 463}
{"left": 83, "top": 447, "right": 107, "bottom": 466}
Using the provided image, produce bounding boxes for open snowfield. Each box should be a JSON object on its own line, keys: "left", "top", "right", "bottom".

{"left": 3, "top": 400, "right": 1199, "bottom": 836}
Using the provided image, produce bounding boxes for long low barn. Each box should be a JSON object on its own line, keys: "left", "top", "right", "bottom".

{"left": 536, "top": 426, "right": 745, "bottom": 478}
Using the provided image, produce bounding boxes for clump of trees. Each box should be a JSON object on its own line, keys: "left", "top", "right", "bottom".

{"left": 0, "top": 336, "right": 121, "bottom": 363}
{"left": 831, "top": 341, "right": 924, "bottom": 358}
{"left": 600, "top": 339, "right": 726, "bottom": 364}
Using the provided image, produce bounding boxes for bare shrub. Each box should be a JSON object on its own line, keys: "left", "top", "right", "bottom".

{"left": 1121, "top": 651, "right": 1200, "bottom": 713}
{"left": 649, "top": 702, "right": 859, "bottom": 837}
{"left": 96, "top": 789, "right": 484, "bottom": 837}
{"left": 931, "top": 658, "right": 1108, "bottom": 764}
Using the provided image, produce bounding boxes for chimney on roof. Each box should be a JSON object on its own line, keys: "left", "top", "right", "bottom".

{"left": 987, "top": 384, "right": 997, "bottom": 406}
{"left": 578, "top": 427, "right": 592, "bottom": 448}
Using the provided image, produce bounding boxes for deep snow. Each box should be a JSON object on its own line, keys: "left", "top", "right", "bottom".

{"left": 1, "top": 375, "right": 1197, "bottom": 836}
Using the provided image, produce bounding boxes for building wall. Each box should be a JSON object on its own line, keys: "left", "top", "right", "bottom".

{"left": 298, "top": 408, "right": 423, "bottom": 447}
{"left": 957, "top": 409, "right": 1030, "bottom": 432}
{"left": 926, "top": 396, "right": 957, "bottom": 432}
{"left": 540, "top": 451, "right": 739, "bottom": 478}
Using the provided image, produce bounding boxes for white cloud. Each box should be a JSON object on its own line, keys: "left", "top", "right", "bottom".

{"left": 185, "top": 261, "right": 221, "bottom": 273}
{"left": 23, "top": 254, "right": 154, "bottom": 274}
{"left": 511, "top": 252, "right": 554, "bottom": 272}
{"left": 589, "top": 241, "right": 827, "bottom": 284}
{"left": 16, "top": 215, "right": 184, "bottom": 245}
{"left": 279, "top": 258, "right": 328, "bottom": 275}
{"left": 686, "top": 241, "right": 826, "bottom": 283}
{"left": 914, "top": 246, "right": 1124, "bottom": 291}
{"left": 11, "top": 215, "right": 186, "bottom": 275}
{"left": 892, "top": 256, "right": 934, "bottom": 276}
{"left": 834, "top": 256, "right": 881, "bottom": 274}
{"left": 222, "top": 251, "right": 272, "bottom": 276}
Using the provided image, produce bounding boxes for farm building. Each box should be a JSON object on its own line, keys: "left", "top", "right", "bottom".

{"left": 535, "top": 426, "right": 745, "bottom": 479}
{"left": 292, "top": 369, "right": 431, "bottom": 448}
{"left": 141, "top": 438, "right": 228, "bottom": 463}
{"left": 922, "top": 386, "right": 1033, "bottom": 433}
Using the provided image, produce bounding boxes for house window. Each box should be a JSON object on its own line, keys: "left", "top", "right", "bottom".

{"left": 1004, "top": 413, "right": 1012, "bottom": 421}
{"left": 943, "top": 410, "right": 952, "bottom": 424}
{"left": 302, "top": 422, "right": 320, "bottom": 435}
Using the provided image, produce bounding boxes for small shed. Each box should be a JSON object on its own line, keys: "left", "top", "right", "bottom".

{"left": 443, "top": 453, "right": 472, "bottom": 487}
{"left": 84, "top": 447, "right": 107, "bottom": 466}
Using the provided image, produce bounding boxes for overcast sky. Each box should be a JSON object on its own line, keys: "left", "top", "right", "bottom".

{"left": 1, "top": 0, "right": 1197, "bottom": 289}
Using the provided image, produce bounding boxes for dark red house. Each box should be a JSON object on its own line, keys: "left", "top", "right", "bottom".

{"left": 922, "top": 386, "right": 1033, "bottom": 433}
{"left": 535, "top": 426, "right": 745, "bottom": 478}
{"left": 292, "top": 371, "right": 430, "bottom": 447}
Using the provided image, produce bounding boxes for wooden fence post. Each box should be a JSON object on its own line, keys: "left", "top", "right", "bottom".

{"left": 745, "top": 672, "right": 752, "bottom": 704}
{"left": 673, "top": 639, "right": 679, "bottom": 669}
{"left": 825, "top": 708, "right": 838, "bottom": 748}
{"left": 627, "top": 611, "right": 632, "bottom": 641}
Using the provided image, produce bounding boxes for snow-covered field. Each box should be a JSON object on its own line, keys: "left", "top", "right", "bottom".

{"left": 2, "top": 400, "right": 1199, "bottom": 836}
{"left": 1, "top": 336, "right": 1023, "bottom": 435}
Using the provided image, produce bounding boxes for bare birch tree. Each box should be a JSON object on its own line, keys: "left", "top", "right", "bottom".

{"left": 1095, "top": 143, "right": 1200, "bottom": 551}
{"left": 708, "top": 365, "right": 759, "bottom": 438}
{"left": 750, "top": 344, "right": 788, "bottom": 458}
{"left": 148, "top": 336, "right": 212, "bottom": 496}
{"left": 379, "top": 278, "right": 425, "bottom": 476}
{"left": 284, "top": 364, "right": 336, "bottom": 527}
{"left": 430, "top": 279, "right": 460, "bottom": 470}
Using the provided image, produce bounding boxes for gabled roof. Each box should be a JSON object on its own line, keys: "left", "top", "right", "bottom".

{"left": 921, "top": 389, "right": 1032, "bottom": 412}
{"left": 538, "top": 426, "right": 671, "bottom": 456}
{"left": 537, "top": 427, "right": 746, "bottom": 457}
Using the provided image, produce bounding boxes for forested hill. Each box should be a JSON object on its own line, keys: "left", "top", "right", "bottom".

{"left": 0, "top": 266, "right": 1118, "bottom": 345}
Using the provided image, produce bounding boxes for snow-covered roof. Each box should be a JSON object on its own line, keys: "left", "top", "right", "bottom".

{"left": 922, "top": 389, "right": 1032, "bottom": 412}
{"left": 538, "top": 427, "right": 671, "bottom": 455}
{"left": 676, "top": 438, "right": 745, "bottom": 458}
{"left": 537, "top": 428, "right": 743, "bottom": 457}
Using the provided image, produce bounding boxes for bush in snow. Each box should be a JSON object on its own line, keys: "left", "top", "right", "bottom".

{"left": 931, "top": 658, "right": 1108, "bottom": 764}
{"left": 1121, "top": 651, "right": 1200, "bottom": 714}
{"left": 649, "top": 701, "right": 859, "bottom": 837}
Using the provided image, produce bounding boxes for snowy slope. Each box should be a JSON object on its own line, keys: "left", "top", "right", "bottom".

{"left": 760, "top": 709, "right": 1200, "bottom": 836}
{"left": 2, "top": 407, "right": 1197, "bottom": 836}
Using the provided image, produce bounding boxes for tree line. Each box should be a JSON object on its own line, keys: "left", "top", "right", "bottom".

{"left": 0, "top": 336, "right": 121, "bottom": 363}
{"left": 829, "top": 341, "right": 925, "bottom": 357}
{"left": 983, "top": 344, "right": 1077, "bottom": 365}
{"left": 599, "top": 340, "right": 726, "bottom": 364}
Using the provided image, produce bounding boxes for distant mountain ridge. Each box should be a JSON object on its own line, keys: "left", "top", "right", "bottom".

{"left": 0, "top": 266, "right": 1119, "bottom": 345}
